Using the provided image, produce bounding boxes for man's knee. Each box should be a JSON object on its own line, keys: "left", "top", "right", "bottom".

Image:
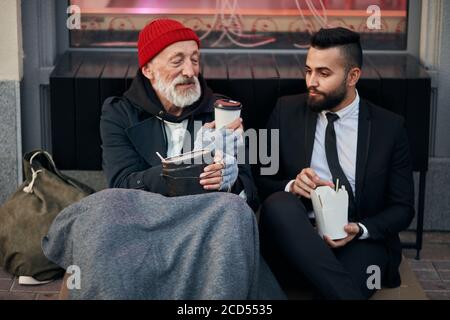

{"left": 212, "top": 192, "right": 256, "bottom": 226}
{"left": 260, "top": 191, "right": 306, "bottom": 224}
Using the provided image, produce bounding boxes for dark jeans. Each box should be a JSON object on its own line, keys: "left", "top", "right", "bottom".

{"left": 259, "top": 191, "right": 389, "bottom": 300}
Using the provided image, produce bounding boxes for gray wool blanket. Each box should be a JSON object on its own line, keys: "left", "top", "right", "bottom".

{"left": 42, "top": 189, "right": 285, "bottom": 300}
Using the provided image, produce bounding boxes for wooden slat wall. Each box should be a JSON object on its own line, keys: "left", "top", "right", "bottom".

{"left": 74, "top": 53, "right": 106, "bottom": 170}
{"left": 50, "top": 52, "right": 430, "bottom": 172}
{"left": 227, "top": 53, "right": 255, "bottom": 130}
{"left": 50, "top": 52, "right": 84, "bottom": 169}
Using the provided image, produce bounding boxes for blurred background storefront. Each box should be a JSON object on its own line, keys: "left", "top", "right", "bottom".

{"left": 67, "top": 0, "right": 409, "bottom": 50}
{"left": 0, "top": 0, "right": 449, "bottom": 233}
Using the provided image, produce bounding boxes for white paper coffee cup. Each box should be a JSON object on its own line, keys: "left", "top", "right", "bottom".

{"left": 214, "top": 99, "right": 242, "bottom": 129}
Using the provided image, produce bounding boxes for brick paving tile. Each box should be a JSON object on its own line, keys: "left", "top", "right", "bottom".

{"left": 414, "top": 270, "right": 440, "bottom": 281}
{"left": 399, "top": 231, "right": 415, "bottom": 243}
{"left": 0, "top": 268, "right": 13, "bottom": 280}
{"left": 0, "top": 291, "right": 36, "bottom": 300}
{"left": 423, "top": 232, "right": 450, "bottom": 243}
{"left": 425, "top": 291, "right": 450, "bottom": 300}
{"left": 10, "top": 278, "right": 63, "bottom": 293}
{"left": 419, "top": 280, "right": 450, "bottom": 291}
{"left": 36, "top": 293, "right": 59, "bottom": 300}
{"left": 0, "top": 279, "right": 13, "bottom": 291}
{"left": 407, "top": 260, "right": 435, "bottom": 271}
{"left": 433, "top": 261, "right": 450, "bottom": 271}
{"left": 438, "top": 271, "right": 450, "bottom": 281}
{"left": 404, "top": 244, "right": 450, "bottom": 260}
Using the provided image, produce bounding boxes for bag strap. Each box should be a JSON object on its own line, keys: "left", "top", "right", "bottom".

{"left": 23, "top": 168, "right": 43, "bottom": 194}
{"left": 23, "top": 151, "right": 53, "bottom": 194}
{"left": 23, "top": 150, "right": 95, "bottom": 195}
{"left": 27, "top": 150, "right": 58, "bottom": 174}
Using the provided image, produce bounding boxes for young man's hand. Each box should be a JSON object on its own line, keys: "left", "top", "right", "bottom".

{"left": 323, "top": 223, "right": 360, "bottom": 248}
{"left": 290, "top": 168, "right": 334, "bottom": 198}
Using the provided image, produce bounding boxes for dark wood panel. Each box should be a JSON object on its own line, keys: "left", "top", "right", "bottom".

{"left": 366, "top": 54, "right": 407, "bottom": 116}
{"left": 274, "top": 54, "right": 306, "bottom": 97}
{"left": 366, "top": 54, "right": 430, "bottom": 171}
{"left": 357, "top": 60, "right": 382, "bottom": 106}
{"left": 296, "top": 54, "right": 307, "bottom": 70}
{"left": 100, "top": 52, "right": 130, "bottom": 105}
{"left": 74, "top": 53, "right": 106, "bottom": 170}
{"left": 227, "top": 54, "right": 252, "bottom": 79}
{"left": 49, "top": 52, "right": 84, "bottom": 169}
{"left": 274, "top": 54, "right": 303, "bottom": 79}
{"left": 406, "top": 76, "right": 431, "bottom": 171}
{"left": 251, "top": 54, "right": 279, "bottom": 129}
{"left": 251, "top": 54, "right": 278, "bottom": 79}
{"left": 126, "top": 54, "right": 139, "bottom": 90}
{"left": 50, "top": 52, "right": 431, "bottom": 173}
{"left": 201, "top": 53, "right": 229, "bottom": 96}
{"left": 405, "top": 55, "right": 431, "bottom": 171}
{"left": 201, "top": 53, "right": 228, "bottom": 79}
{"left": 227, "top": 54, "right": 255, "bottom": 130}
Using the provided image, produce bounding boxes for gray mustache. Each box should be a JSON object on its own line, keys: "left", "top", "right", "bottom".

{"left": 175, "top": 78, "right": 197, "bottom": 85}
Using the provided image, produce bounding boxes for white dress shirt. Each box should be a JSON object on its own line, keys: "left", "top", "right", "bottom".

{"left": 285, "top": 91, "right": 369, "bottom": 239}
{"left": 163, "top": 119, "right": 189, "bottom": 158}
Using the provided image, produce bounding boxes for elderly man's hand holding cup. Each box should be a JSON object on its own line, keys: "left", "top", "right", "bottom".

{"left": 197, "top": 117, "right": 243, "bottom": 191}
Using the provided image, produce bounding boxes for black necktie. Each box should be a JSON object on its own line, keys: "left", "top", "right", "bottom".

{"left": 325, "top": 112, "right": 357, "bottom": 221}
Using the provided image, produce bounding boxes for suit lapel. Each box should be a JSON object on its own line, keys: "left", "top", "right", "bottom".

{"left": 125, "top": 116, "right": 166, "bottom": 167}
{"left": 304, "top": 107, "right": 317, "bottom": 166}
{"left": 355, "top": 99, "right": 372, "bottom": 209}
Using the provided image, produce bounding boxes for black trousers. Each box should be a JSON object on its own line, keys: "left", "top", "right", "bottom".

{"left": 259, "top": 191, "right": 389, "bottom": 300}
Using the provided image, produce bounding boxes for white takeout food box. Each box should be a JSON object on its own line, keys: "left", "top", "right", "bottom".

{"left": 311, "top": 185, "right": 349, "bottom": 240}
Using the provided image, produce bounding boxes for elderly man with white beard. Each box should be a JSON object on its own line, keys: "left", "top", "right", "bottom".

{"left": 41, "top": 19, "right": 285, "bottom": 300}
{"left": 101, "top": 18, "right": 258, "bottom": 202}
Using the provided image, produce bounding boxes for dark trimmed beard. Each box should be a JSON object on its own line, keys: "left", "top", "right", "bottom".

{"left": 306, "top": 81, "right": 347, "bottom": 113}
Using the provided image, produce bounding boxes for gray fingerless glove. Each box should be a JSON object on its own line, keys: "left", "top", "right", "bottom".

{"left": 194, "top": 127, "right": 243, "bottom": 158}
{"left": 194, "top": 127, "right": 242, "bottom": 191}
{"left": 216, "top": 151, "right": 239, "bottom": 192}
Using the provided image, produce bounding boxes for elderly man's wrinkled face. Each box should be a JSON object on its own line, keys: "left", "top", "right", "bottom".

{"left": 143, "top": 40, "right": 201, "bottom": 108}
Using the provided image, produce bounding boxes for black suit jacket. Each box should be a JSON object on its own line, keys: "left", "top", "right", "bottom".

{"left": 256, "top": 93, "right": 415, "bottom": 287}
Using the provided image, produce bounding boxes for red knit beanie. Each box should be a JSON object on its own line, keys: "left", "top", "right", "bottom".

{"left": 137, "top": 19, "right": 200, "bottom": 68}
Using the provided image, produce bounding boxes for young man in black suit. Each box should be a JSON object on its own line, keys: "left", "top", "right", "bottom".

{"left": 257, "top": 27, "right": 415, "bottom": 299}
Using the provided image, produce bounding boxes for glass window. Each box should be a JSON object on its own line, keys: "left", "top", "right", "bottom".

{"left": 69, "top": 0, "right": 408, "bottom": 50}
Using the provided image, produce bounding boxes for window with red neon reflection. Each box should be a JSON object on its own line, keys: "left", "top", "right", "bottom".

{"left": 69, "top": 0, "right": 408, "bottom": 50}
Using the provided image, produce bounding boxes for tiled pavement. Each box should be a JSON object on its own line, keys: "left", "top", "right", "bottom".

{"left": 401, "top": 231, "right": 450, "bottom": 300}
{"left": 0, "top": 268, "right": 62, "bottom": 300}
{"left": 1, "top": 231, "right": 450, "bottom": 300}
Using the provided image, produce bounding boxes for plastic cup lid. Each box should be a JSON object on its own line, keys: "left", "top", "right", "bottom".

{"left": 214, "top": 99, "right": 242, "bottom": 110}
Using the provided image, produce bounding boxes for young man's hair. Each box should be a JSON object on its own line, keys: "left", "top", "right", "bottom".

{"left": 310, "top": 27, "right": 363, "bottom": 69}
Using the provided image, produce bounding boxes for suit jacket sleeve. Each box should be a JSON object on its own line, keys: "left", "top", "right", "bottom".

{"left": 360, "top": 121, "right": 415, "bottom": 240}
{"left": 256, "top": 97, "right": 295, "bottom": 201}
{"left": 100, "top": 98, "right": 168, "bottom": 195}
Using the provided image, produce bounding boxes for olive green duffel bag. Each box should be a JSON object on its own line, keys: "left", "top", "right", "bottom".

{"left": 0, "top": 150, "right": 95, "bottom": 281}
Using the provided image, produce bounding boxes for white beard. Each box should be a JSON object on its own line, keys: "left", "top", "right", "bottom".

{"left": 153, "top": 71, "right": 201, "bottom": 108}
